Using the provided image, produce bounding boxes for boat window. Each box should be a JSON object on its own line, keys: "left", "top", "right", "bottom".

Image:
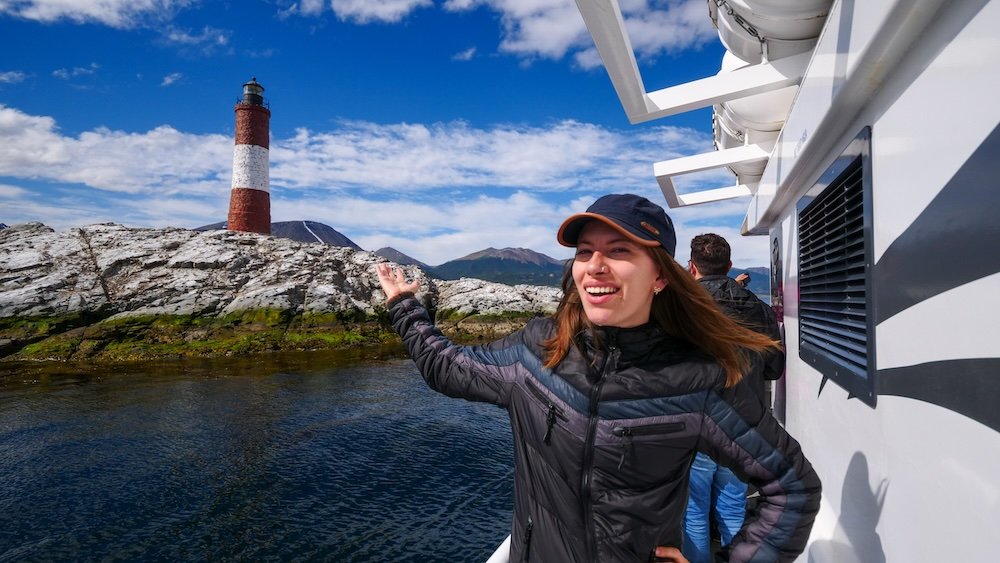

{"left": 796, "top": 127, "right": 876, "bottom": 406}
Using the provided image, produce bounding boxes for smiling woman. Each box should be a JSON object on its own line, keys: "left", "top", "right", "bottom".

{"left": 570, "top": 222, "right": 662, "bottom": 327}
{"left": 559, "top": 194, "right": 673, "bottom": 329}
{"left": 375, "top": 194, "right": 821, "bottom": 563}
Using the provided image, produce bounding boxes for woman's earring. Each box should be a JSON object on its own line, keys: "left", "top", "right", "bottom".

{"left": 653, "top": 286, "right": 662, "bottom": 295}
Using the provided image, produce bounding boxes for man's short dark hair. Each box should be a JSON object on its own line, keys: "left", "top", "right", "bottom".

{"left": 690, "top": 233, "right": 731, "bottom": 275}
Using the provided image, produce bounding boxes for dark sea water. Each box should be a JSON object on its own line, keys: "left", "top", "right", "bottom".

{"left": 0, "top": 352, "right": 514, "bottom": 562}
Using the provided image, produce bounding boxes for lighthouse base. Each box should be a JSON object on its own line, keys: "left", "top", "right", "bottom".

{"left": 227, "top": 188, "right": 271, "bottom": 234}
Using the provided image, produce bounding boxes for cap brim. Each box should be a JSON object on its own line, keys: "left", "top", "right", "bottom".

{"left": 557, "top": 213, "right": 661, "bottom": 248}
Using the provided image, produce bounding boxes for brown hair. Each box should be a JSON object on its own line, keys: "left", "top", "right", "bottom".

{"left": 690, "top": 233, "right": 732, "bottom": 276}
{"left": 543, "top": 247, "right": 779, "bottom": 386}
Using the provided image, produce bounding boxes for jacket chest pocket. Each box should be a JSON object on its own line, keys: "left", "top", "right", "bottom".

{"left": 524, "top": 379, "right": 568, "bottom": 444}
{"left": 611, "top": 422, "right": 687, "bottom": 471}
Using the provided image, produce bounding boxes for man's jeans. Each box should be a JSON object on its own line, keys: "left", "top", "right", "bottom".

{"left": 683, "top": 452, "right": 747, "bottom": 563}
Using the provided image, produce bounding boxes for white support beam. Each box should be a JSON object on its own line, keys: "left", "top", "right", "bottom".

{"left": 655, "top": 143, "right": 771, "bottom": 208}
{"left": 575, "top": 0, "right": 810, "bottom": 124}
{"left": 575, "top": 0, "right": 653, "bottom": 122}
{"left": 641, "top": 51, "right": 810, "bottom": 123}
{"left": 660, "top": 182, "right": 757, "bottom": 208}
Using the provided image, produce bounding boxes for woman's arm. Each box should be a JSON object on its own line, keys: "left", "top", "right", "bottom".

{"left": 377, "top": 264, "right": 525, "bottom": 407}
{"left": 697, "top": 382, "right": 822, "bottom": 562}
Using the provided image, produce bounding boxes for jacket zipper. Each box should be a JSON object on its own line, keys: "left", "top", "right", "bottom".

{"left": 525, "top": 379, "right": 569, "bottom": 444}
{"left": 581, "top": 332, "right": 619, "bottom": 561}
{"left": 522, "top": 515, "right": 533, "bottom": 562}
{"left": 612, "top": 422, "right": 686, "bottom": 470}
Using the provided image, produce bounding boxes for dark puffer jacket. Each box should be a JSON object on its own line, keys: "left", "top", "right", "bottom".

{"left": 388, "top": 295, "right": 820, "bottom": 563}
{"left": 699, "top": 275, "right": 785, "bottom": 403}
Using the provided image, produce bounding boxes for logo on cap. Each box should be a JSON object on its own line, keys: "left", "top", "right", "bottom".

{"left": 640, "top": 221, "right": 660, "bottom": 236}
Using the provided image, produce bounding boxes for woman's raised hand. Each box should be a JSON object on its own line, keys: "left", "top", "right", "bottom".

{"left": 376, "top": 263, "right": 421, "bottom": 303}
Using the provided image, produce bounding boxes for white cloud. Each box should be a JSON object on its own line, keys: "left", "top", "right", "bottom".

{"left": 245, "top": 47, "right": 276, "bottom": 59}
{"left": 0, "top": 183, "right": 29, "bottom": 197}
{"left": 270, "top": 119, "right": 709, "bottom": 193}
{"left": 452, "top": 47, "right": 477, "bottom": 61}
{"left": 0, "top": 105, "right": 231, "bottom": 194}
{"left": 272, "top": 191, "right": 767, "bottom": 267}
{"left": 0, "top": 108, "right": 71, "bottom": 168}
{"left": 52, "top": 63, "right": 100, "bottom": 80}
{"left": 0, "top": 0, "right": 193, "bottom": 28}
{"left": 444, "top": 0, "right": 716, "bottom": 68}
{"left": 298, "top": 0, "right": 326, "bottom": 17}
{"left": 670, "top": 198, "right": 769, "bottom": 269}
{"left": 619, "top": 0, "right": 717, "bottom": 58}
{"left": 117, "top": 195, "right": 227, "bottom": 227}
{"left": 293, "top": 0, "right": 713, "bottom": 46}
{"left": 272, "top": 191, "right": 577, "bottom": 265}
{"left": 0, "top": 105, "right": 699, "bottom": 201}
{"left": 0, "top": 71, "right": 27, "bottom": 84}
{"left": 161, "top": 72, "right": 183, "bottom": 86}
{"left": 330, "top": 0, "right": 433, "bottom": 23}
{"left": 3, "top": 0, "right": 715, "bottom": 71}
{"left": 445, "top": 0, "right": 586, "bottom": 60}
{"left": 281, "top": 0, "right": 433, "bottom": 22}
{"left": 0, "top": 104, "right": 767, "bottom": 266}
{"left": 162, "top": 25, "right": 231, "bottom": 53}
{"left": 1, "top": 187, "right": 122, "bottom": 229}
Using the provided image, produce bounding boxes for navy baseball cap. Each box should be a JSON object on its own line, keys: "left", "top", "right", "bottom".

{"left": 557, "top": 194, "right": 676, "bottom": 256}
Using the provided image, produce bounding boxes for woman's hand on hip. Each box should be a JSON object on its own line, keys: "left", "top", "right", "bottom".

{"left": 651, "top": 546, "right": 689, "bottom": 563}
{"left": 376, "top": 263, "right": 421, "bottom": 303}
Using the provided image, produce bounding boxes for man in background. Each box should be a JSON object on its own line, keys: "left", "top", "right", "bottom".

{"left": 683, "top": 233, "right": 784, "bottom": 563}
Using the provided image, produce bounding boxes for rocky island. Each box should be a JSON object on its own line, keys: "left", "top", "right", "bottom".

{"left": 0, "top": 223, "right": 562, "bottom": 364}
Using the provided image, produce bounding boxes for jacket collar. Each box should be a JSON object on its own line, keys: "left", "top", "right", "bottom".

{"left": 578, "top": 322, "right": 684, "bottom": 365}
{"left": 698, "top": 274, "right": 731, "bottom": 285}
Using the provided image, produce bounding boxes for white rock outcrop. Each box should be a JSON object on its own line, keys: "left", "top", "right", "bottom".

{"left": 0, "top": 223, "right": 561, "bottom": 319}
{"left": 435, "top": 278, "right": 561, "bottom": 316}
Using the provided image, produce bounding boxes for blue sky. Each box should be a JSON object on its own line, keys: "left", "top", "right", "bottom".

{"left": 0, "top": 0, "right": 768, "bottom": 267}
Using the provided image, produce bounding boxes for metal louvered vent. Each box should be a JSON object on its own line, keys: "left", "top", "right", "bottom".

{"left": 797, "top": 127, "right": 875, "bottom": 405}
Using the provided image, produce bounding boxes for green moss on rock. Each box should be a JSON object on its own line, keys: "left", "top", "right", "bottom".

{"left": 0, "top": 311, "right": 108, "bottom": 340}
{"left": 1, "top": 307, "right": 536, "bottom": 364}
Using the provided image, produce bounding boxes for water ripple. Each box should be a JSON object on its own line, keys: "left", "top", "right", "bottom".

{"left": 0, "top": 358, "right": 514, "bottom": 562}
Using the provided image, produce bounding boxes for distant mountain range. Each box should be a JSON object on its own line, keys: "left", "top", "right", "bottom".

{"left": 194, "top": 221, "right": 563, "bottom": 285}
{"left": 195, "top": 220, "right": 361, "bottom": 249}
{"left": 374, "top": 247, "right": 436, "bottom": 270}
{"left": 195, "top": 220, "right": 769, "bottom": 291}
{"left": 729, "top": 267, "right": 771, "bottom": 299}
{"left": 373, "top": 247, "right": 565, "bottom": 286}
{"left": 432, "top": 247, "right": 566, "bottom": 286}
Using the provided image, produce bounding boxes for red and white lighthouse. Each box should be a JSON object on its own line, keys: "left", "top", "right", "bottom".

{"left": 227, "top": 77, "right": 271, "bottom": 234}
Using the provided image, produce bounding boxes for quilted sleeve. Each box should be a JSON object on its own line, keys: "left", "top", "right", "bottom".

{"left": 388, "top": 294, "right": 531, "bottom": 407}
{"left": 696, "top": 381, "right": 822, "bottom": 562}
